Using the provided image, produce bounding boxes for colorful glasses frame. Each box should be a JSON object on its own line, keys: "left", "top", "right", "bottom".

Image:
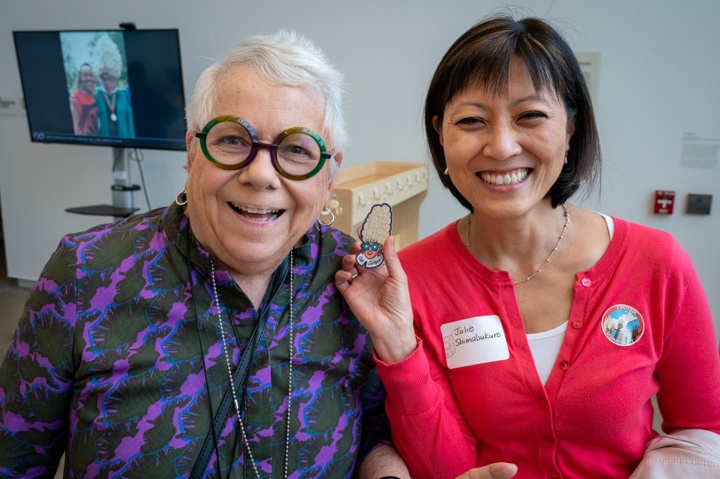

{"left": 195, "top": 115, "right": 331, "bottom": 180}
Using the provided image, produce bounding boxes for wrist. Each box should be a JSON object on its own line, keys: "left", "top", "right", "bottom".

{"left": 373, "top": 336, "right": 417, "bottom": 364}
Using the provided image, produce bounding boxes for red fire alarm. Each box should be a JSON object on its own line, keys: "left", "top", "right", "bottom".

{"left": 654, "top": 190, "right": 675, "bottom": 215}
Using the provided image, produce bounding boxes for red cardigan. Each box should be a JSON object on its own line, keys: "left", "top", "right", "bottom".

{"left": 379, "top": 217, "right": 720, "bottom": 479}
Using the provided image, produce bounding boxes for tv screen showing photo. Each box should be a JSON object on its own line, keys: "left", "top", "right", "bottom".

{"left": 14, "top": 29, "right": 187, "bottom": 151}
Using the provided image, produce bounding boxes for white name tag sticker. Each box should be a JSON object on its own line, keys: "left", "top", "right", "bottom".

{"left": 441, "top": 315, "right": 510, "bottom": 369}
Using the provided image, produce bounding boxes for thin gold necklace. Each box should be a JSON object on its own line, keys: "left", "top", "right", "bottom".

{"left": 210, "top": 252, "right": 293, "bottom": 479}
{"left": 466, "top": 204, "right": 570, "bottom": 284}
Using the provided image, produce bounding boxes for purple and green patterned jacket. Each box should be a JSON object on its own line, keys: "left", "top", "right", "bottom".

{"left": 0, "top": 202, "right": 390, "bottom": 478}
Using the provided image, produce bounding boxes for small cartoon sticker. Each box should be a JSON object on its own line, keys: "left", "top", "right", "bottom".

{"left": 601, "top": 304, "right": 645, "bottom": 346}
{"left": 356, "top": 203, "right": 393, "bottom": 269}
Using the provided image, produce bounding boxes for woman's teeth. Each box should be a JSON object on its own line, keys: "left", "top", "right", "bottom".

{"left": 480, "top": 169, "right": 528, "bottom": 186}
{"left": 230, "top": 203, "right": 281, "bottom": 220}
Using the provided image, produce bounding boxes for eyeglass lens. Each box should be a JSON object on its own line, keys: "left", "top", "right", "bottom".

{"left": 204, "top": 120, "right": 323, "bottom": 177}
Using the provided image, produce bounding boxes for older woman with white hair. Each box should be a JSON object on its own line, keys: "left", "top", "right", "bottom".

{"left": 0, "top": 31, "right": 410, "bottom": 479}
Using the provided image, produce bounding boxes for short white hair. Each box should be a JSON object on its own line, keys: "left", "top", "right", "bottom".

{"left": 186, "top": 30, "right": 347, "bottom": 179}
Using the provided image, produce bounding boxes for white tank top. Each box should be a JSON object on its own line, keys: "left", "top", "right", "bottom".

{"left": 526, "top": 213, "right": 614, "bottom": 384}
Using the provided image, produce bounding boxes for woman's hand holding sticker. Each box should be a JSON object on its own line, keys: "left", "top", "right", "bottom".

{"left": 336, "top": 204, "right": 417, "bottom": 363}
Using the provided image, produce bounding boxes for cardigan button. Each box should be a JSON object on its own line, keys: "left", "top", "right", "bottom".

{"left": 572, "top": 320, "right": 582, "bottom": 329}
{"left": 559, "top": 360, "right": 570, "bottom": 370}
{"left": 581, "top": 278, "right": 592, "bottom": 287}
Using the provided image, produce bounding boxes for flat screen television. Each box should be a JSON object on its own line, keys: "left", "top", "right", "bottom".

{"left": 13, "top": 28, "right": 187, "bottom": 151}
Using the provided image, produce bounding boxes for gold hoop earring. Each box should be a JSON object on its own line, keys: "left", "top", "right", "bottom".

{"left": 318, "top": 208, "right": 335, "bottom": 226}
{"left": 175, "top": 190, "right": 188, "bottom": 206}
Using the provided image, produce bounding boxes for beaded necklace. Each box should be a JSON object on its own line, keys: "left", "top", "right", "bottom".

{"left": 210, "top": 251, "right": 294, "bottom": 479}
{"left": 465, "top": 204, "right": 570, "bottom": 284}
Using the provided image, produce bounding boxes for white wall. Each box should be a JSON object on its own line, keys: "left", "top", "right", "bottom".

{"left": 1, "top": 0, "right": 718, "bottom": 342}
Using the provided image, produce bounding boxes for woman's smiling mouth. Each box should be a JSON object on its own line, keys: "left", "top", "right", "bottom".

{"left": 229, "top": 202, "right": 283, "bottom": 221}
{"left": 479, "top": 168, "right": 530, "bottom": 186}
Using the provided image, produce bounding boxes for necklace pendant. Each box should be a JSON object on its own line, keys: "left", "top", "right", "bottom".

{"left": 110, "top": 113, "right": 117, "bottom": 122}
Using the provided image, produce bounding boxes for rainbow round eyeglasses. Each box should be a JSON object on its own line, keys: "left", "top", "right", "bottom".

{"left": 195, "top": 115, "right": 332, "bottom": 180}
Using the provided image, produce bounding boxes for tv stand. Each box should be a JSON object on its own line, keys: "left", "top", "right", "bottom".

{"left": 65, "top": 147, "right": 140, "bottom": 220}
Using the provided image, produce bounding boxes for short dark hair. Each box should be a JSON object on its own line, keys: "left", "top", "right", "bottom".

{"left": 424, "top": 16, "right": 601, "bottom": 210}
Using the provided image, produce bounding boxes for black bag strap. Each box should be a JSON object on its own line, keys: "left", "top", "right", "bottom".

{"left": 190, "top": 256, "right": 291, "bottom": 479}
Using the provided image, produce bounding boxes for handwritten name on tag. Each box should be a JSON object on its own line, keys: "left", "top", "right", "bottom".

{"left": 441, "top": 315, "right": 509, "bottom": 369}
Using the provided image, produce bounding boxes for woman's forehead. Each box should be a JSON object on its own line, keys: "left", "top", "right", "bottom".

{"left": 212, "top": 66, "right": 328, "bottom": 136}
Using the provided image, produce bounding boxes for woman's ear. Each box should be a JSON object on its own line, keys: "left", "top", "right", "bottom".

{"left": 432, "top": 115, "right": 444, "bottom": 146}
{"left": 332, "top": 151, "right": 343, "bottom": 168}
{"left": 565, "top": 117, "right": 576, "bottom": 150}
{"left": 325, "top": 151, "right": 343, "bottom": 207}
{"left": 185, "top": 130, "right": 196, "bottom": 171}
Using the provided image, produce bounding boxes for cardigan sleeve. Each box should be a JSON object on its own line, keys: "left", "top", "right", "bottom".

{"left": 652, "top": 240, "right": 720, "bottom": 434}
{"left": 377, "top": 337, "right": 477, "bottom": 479}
